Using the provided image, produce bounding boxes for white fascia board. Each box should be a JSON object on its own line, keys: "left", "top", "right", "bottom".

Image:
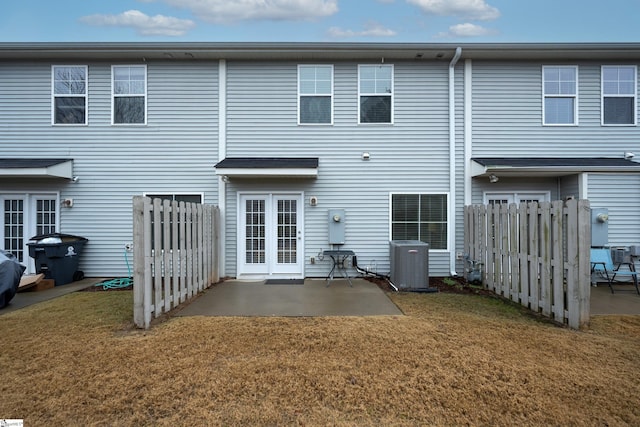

{"left": 0, "top": 160, "right": 73, "bottom": 179}
{"left": 215, "top": 168, "right": 318, "bottom": 178}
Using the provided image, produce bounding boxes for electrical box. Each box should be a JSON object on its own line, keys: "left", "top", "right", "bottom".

{"left": 591, "top": 208, "right": 609, "bottom": 247}
{"left": 328, "top": 209, "right": 345, "bottom": 245}
{"left": 390, "top": 240, "right": 429, "bottom": 289}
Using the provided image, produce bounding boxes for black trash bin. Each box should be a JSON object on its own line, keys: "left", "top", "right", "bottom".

{"left": 27, "top": 233, "right": 88, "bottom": 286}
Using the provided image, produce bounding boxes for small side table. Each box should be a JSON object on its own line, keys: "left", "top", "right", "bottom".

{"left": 323, "top": 250, "right": 355, "bottom": 287}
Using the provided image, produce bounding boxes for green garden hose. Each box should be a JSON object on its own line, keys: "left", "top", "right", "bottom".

{"left": 95, "top": 249, "right": 133, "bottom": 289}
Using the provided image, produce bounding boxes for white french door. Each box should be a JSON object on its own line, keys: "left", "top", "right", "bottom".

{"left": 1, "top": 194, "right": 58, "bottom": 273}
{"left": 238, "top": 193, "right": 303, "bottom": 278}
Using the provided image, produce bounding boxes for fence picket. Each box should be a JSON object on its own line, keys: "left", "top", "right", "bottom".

{"left": 133, "top": 196, "right": 220, "bottom": 329}
{"left": 464, "top": 199, "right": 590, "bottom": 329}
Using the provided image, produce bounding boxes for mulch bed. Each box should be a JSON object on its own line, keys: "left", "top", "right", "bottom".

{"left": 367, "top": 275, "right": 495, "bottom": 296}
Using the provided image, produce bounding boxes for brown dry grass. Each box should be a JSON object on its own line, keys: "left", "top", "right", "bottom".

{"left": 1, "top": 291, "right": 639, "bottom": 426}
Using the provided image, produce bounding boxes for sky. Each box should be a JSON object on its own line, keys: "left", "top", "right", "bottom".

{"left": 1, "top": 0, "right": 639, "bottom": 44}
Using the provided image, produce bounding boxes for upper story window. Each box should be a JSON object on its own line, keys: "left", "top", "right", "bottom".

{"left": 298, "top": 65, "right": 333, "bottom": 125}
{"left": 359, "top": 65, "right": 393, "bottom": 124}
{"left": 542, "top": 66, "right": 577, "bottom": 125}
{"left": 52, "top": 66, "right": 87, "bottom": 125}
{"left": 112, "top": 65, "right": 146, "bottom": 125}
{"left": 602, "top": 66, "right": 637, "bottom": 126}
{"left": 390, "top": 193, "right": 447, "bottom": 250}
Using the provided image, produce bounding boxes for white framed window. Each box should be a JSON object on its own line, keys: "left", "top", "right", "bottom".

{"left": 112, "top": 65, "right": 147, "bottom": 125}
{"left": 483, "top": 192, "right": 550, "bottom": 205}
{"left": 390, "top": 193, "right": 448, "bottom": 250}
{"left": 144, "top": 193, "right": 203, "bottom": 204}
{"left": 542, "top": 66, "right": 578, "bottom": 125}
{"left": 298, "top": 65, "right": 333, "bottom": 125}
{"left": 52, "top": 65, "right": 87, "bottom": 125}
{"left": 602, "top": 65, "right": 637, "bottom": 126}
{"left": 359, "top": 64, "right": 393, "bottom": 124}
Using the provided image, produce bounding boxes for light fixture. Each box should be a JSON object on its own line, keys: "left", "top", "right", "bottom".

{"left": 624, "top": 152, "right": 635, "bottom": 159}
{"left": 221, "top": 175, "right": 230, "bottom": 183}
{"left": 71, "top": 176, "right": 79, "bottom": 183}
{"left": 361, "top": 152, "right": 370, "bottom": 160}
{"left": 489, "top": 174, "right": 499, "bottom": 183}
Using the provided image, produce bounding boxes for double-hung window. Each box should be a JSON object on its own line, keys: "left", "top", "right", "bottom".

{"left": 602, "top": 66, "right": 637, "bottom": 126}
{"left": 52, "top": 65, "right": 87, "bottom": 125}
{"left": 298, "top": 65, "right": 333, "bottom": 124}
{"left": 359, "top": 65, "right": 393, "bottom": 124}
{"left": 390, "top": 194, "right": 448, "bottom": 250}
{"left": 112, "top": 65, "right": 146, "bottom": 124}
{"left": 542, "top": 66, "right": 577, "bottom": 125}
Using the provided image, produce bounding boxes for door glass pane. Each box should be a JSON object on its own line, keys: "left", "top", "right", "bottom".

{"left": 277, "top": 199, "right": 297, "bottom": 264}
{"left": 36, "top": 198, "right": 57, "bottom": 236}
{"left": 245, "top": 200, "right": 265, "bottom": 264}
{"left": 4, "top": 199, "right": 25, "bottom": 263}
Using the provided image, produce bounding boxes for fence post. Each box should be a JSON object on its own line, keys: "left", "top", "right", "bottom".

{"left": 566, "top": 199, "right": 591, "bottom": 329}
{"left": 133, "top": 196, "right": 145, "bottom": 328}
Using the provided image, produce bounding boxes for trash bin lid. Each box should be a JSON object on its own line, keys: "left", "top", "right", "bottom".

{"left": 29, "top": 233, "right": 88, "bottom": 243}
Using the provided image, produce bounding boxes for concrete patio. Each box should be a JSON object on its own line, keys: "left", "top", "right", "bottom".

{"left": 175, "top": 278, "right": 404, "bottom": 317}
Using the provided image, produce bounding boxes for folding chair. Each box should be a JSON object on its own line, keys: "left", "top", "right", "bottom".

{"left": 590, "top": 248, "right": 639, "bottom": 294}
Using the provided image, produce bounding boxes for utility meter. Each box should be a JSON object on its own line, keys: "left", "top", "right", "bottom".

{"left": 328, "top": 209, "right": 345, "bottom": 245}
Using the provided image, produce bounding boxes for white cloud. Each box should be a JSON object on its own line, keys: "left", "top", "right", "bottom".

{"left": 80, "top": 10, "right": 196, "bottom": 36}
{"left": 161, "top": 0, "right": 338, "bottom": 24}
{"left": 407, "top": 0, "right": 500, "bottom": 21}
{"left": 328, "top": 22, "right": 397, "bottom": 38}
{"left": 436, "top": 22, "right": 497, "bottom": 38}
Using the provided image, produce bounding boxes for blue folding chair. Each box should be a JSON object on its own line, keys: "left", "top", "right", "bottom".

{"left": 590, "top": 248, "right": 639, "bottom": 294}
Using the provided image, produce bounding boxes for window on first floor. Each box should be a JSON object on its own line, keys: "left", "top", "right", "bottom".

{"left": 542, "top": 66, "right": 577, "bottom": 125}
{"left": 390, "top": 193, "right": 447, "bottom": 250}
{"left": 298, "top": 65, "right": 333, "bottom": 124}
{"left": 484, "top": 192, "right": 550, "bottom": 205}
{"left": 602, "top": 65, "right": 637, "bottom": 125}
{"left": 359, "top": 64, "right": 393, "bottom": 124}
{"left": 52, "top": 65, "right": 87, "bottom": 125}
{"left": 112, "top": 65, "right": 146, "bottom": 125}
{"left": 146, "top": 194, "right": 203, "bottom": 204}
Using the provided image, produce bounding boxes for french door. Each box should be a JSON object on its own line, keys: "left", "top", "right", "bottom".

{"left": 238, "top": 193, "right": 303, "bottom": 278}
{"left": 1, "top": 194, "right": 58, "bottom": 273}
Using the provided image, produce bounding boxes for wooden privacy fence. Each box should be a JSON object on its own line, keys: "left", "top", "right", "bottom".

{"left": 133, "top": 196, "right": 220, "bottom": 329}
{"left": 464, "top": 199, "right": 591, "bottom": 329}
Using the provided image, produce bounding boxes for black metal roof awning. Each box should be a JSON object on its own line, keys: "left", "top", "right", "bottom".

{"left": 215, "top": 157, "right": 319, "bottom": 178}
{"left": 471, "top": 157, "right": 640, "bottom": 177}
{"left": 0, "top": 158, "right": 73, "bottom": 179}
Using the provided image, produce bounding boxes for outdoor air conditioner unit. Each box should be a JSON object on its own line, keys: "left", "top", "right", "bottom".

{"left": 389, "top": 240, "right": 429, "bottom": 290}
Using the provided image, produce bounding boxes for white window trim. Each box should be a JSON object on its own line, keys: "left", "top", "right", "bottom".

{"left": 143, "top": 192, "right": 204, "bottom": 203}
{"left": 483, "top": 191, "right": 551, "bottom": 205}
{"left": 601, "top": 65, "right": 637, "bottom": 126}
{"left": 51, "top": 65, "right": 88, "bottom": 126}
{"left": 542, "top": 65, "right": 578, "bottom": 126}
{"left": 388, "top": 192, "right": 449, "bottom": 252}
{"left": 358, "top": 64, "right": 394, "bottom": 125}
{"left": 297, "top": 64, "right": 334, "bottom": 126}
{"left": 111, "top": 64, "right": 147, "bottom": 126}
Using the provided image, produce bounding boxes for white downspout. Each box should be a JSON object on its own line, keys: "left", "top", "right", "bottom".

{"left": 218, "top": 59, "right": 227, "bottom": 277}
{"left": 449, "top": 47, "right": 462, "bottom": 277}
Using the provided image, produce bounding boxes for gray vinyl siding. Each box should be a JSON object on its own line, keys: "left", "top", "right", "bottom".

{"left": 559, "top": 175, "right": 580, "bottom": 200}
{"left": 224, "top": 60, "right": 453, "bottom": 277}
{"left": 587, "top": 173, "right": 640, "bottom": 247}
{"left": 0, "top": 61, "right": 219, "bottom": 277}
{"left": 471, "top": 61, "right": 640, "bottom": 158}
{"left": 588, "top": 173, "right": 640, "bottom": 246}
